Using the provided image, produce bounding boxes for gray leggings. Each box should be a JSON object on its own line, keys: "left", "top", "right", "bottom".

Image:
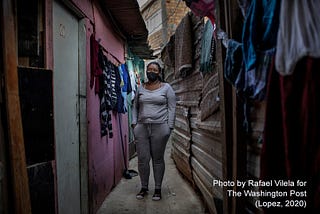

{"left": 133, "top": 123, "right": 171, "bottom": 189}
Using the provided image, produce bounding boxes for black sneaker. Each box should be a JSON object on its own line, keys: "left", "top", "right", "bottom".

{"left": 136, "top": 188, "right": 148, "bottom": 200}
{"left": 152, "top": 189, "right": 161, "bottom": 201}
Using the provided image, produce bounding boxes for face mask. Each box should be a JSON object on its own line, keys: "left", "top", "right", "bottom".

{"left": 147, "top": 72, "right": 159, "bottom": 82}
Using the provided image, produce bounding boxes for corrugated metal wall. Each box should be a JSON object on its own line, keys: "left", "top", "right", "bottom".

{"left": 162, "top": 13, "right": 223, "bottom": 214}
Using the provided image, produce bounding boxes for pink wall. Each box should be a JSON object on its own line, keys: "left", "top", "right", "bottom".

{"left": 82, "top": 2, "right": 129, "bottom": 213}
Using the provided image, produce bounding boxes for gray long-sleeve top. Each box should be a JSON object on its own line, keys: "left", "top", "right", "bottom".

{"left": 131, "top": 83, "right": 176, "bottom": 129}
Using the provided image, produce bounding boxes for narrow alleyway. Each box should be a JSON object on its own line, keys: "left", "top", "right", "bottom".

{"left": 97, "top": 140, "right": 208, "bottom": 214}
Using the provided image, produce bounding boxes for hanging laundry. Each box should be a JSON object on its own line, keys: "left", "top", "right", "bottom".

{"left": 237, "top": 0, "right": 252, "bottom": 18}
{"left": 200, "top": 20, "right": 216, "bottom": 73}
{"left": 120, "top": 64, "right": 132, "bottom": 94}
{"left": 90, "top": 34, "right": 103, "bottom": 94}
{"left": 242, "top": 0, "right": 280, "bottom": 73}
{"left": 275, "top": 0, "right": 320, "bottom": 75}
{"left": 118, "top": 64, "right": 132, "bottom": 113}
{"left": 175, "top": 12, "right": 193, "bottom": 78}
{"left": 108, "top": 61, "right": 118, "bottom": 110}
{"left": 224, "top": 39, "right": 252, "bottom": 132}
{"left": 241, "top": 0, "right": 280, "bottom": 100}
{"left": 163, "top": 35, "right": 175, "bottom": 68}
{"left": 245, "top": 48, "right": 275, "bottom": 101}
{"left": 261, "top": 57, "right": 320, "bottom": 212}
{"left": 224, "top": 39, "right": 244, "bottom": 91}
{"left": 184, "top": 0, "right": 215, "bottom": 26}
{"left": 99, "top": 55, "right": 114, "bottom": 138}
{"left": 126, "top": 59, "right": 137, "bottom": 100}
{"left": 114, "top": 63, "right": 125, "bottom": 114}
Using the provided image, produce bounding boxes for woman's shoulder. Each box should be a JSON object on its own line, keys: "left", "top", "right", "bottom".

{"left": 162, "top": 82, "right": 174, "bottom": 90}
{"left": 162, "top": 82, "right": 171, "bottom": 88}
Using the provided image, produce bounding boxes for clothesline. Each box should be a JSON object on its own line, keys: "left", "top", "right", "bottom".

{"left": 98, "top": 40, "right": 122, "bottom": 65}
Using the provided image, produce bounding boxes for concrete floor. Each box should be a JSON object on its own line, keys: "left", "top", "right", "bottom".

{"left": 97, "top": 141, "right": 208, "bottom": 214}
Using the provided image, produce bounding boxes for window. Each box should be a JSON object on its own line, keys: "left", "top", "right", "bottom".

{"left": 17, "top": 0, "right": 45, "bottom": 68}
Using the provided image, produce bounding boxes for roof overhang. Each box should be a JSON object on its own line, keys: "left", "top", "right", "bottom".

{"left": 99, "top": 0, "right": 154, "bottom": 59}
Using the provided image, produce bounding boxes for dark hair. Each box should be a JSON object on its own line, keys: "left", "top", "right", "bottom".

{"left": 146, "top": 61, "right": 161, "bottom": 72}
{"left": 146, "top": 61, "right": 165, "bottom": 82}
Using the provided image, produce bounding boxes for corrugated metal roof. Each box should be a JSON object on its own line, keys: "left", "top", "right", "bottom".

{"left": 99, "top": 0, "right": 154, "bottom": 59}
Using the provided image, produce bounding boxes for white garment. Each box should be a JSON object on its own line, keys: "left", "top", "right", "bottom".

{"left": 275, "top": 0, "right": 320, "bottom": 75}
{"left": 126, "top": 60, "right": 137, "bottom": 100}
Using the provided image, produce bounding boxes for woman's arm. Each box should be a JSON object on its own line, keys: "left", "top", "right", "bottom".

{"left": 167, "top": 84, "right": 176, "bottom": 129}
{"left": 131, "top": 87, "right": 139, "bottom": 128}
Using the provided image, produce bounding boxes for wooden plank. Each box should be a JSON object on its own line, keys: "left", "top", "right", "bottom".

{"left": 216, "top": 0, "right": 233, "bottom": 213}
{"left": 1, "top": 0, "right": 32, "bottom": 213}
{"left": 193, "top": 171, "right": 218, "bottom": 214}
{"left": 191, "top": 157, "right": 225, "bottom": 199}
{"left": 200, "top": 71, "right": 220, "bottom": 121}
{"left": 171, "top": 130, "right": 191, "bottom": 152}
{"left": 194, "top": 113, "right": 222, "bottom": 134}
{"left": 171, "top": 144, "right": 193, "bottom": 182}
{"left": 228, "top": 0, "right": 247, "bottom": 213}
{"left": 45, "top": 0, "right": 53, "bottom": 70}
{"left": 191, "top": 144, "right": 223, "bottom": 179}
{"left": 0, "top": 107, "right": 9, "bottom": 214}
{"left": 192, "top": 130, "right": 222, "bottom": 161}
{"left": 174, "top": 116, "right": 191, "bottom": 135}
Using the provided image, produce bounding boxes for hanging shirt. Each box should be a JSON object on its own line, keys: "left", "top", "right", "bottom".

{"left": 200, "top": 20, "right": 216, "bottom": 73}
{"left": 99, "top": 56, "right": 113, "bottom": 138}
{"left": 275, "top": 0, "right": 320, "bottom": 75}
{"left": 90, "top": 35, "right": 103, "bottom": 94}
{"left": 242, "top": 0, "right": 280, "bottom": 74}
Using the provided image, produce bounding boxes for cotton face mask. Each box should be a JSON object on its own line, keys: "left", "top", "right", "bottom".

{"left": 147, "top": 72, "right": 159, "bottom": 82}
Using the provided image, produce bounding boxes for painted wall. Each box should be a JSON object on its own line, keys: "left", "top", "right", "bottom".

{"left": 84, "top": 3, "right": 129, "bottom": 213}
{"left": 65, "top": 0, "right": 129, "bottom": 212}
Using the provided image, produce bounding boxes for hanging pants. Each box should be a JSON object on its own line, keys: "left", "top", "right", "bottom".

{"left": 133, "top": 123, "right": 171, "bottom": 189}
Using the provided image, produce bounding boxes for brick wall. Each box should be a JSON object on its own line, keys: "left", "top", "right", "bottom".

{"left": 140, "top": 0, "right": 189, "bottom": 56}
{"left": 165, "top": 0, "right": 189, "bottom": 41}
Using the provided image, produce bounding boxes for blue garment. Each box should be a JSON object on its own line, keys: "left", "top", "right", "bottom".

{"left": 242, "top": 0, "right": 280, "bottom": 73}
{"left": 244, "top": 48, "right": 275, "bottom": 101}
{"left": 118, "top": 64, "right": 132, "bottom": 113}
{"left": 240, "top": 0, "right": 280, "bottom": 100}
{"left": 120, "top": 64, "right": 132, "bottom": 93}
{"left": 115, "top": 65, "right": 125, "bottom": 114}
{"left": 224, "top": 39, "right": 244, "bottom": 90}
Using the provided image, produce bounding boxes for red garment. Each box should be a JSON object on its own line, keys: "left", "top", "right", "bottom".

{"left": 90, "top": 34, "right": 102, "bottom": 94}
{"left": 188, "top": 0, "right": 215, "bottom": 26}
{"left": 261, "top": 57, "right": 320, "bottom": 212}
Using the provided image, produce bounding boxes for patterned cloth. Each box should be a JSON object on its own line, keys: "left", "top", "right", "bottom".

{"left": 99, "top": 56, "right": 114, "bottom": 138}
{"left": 184, "top": 0, "right": 215, "bottom": 26}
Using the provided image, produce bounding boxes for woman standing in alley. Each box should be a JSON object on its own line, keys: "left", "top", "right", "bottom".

{"left": 131, "top": 61, "right": 176, "bottom": 201}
